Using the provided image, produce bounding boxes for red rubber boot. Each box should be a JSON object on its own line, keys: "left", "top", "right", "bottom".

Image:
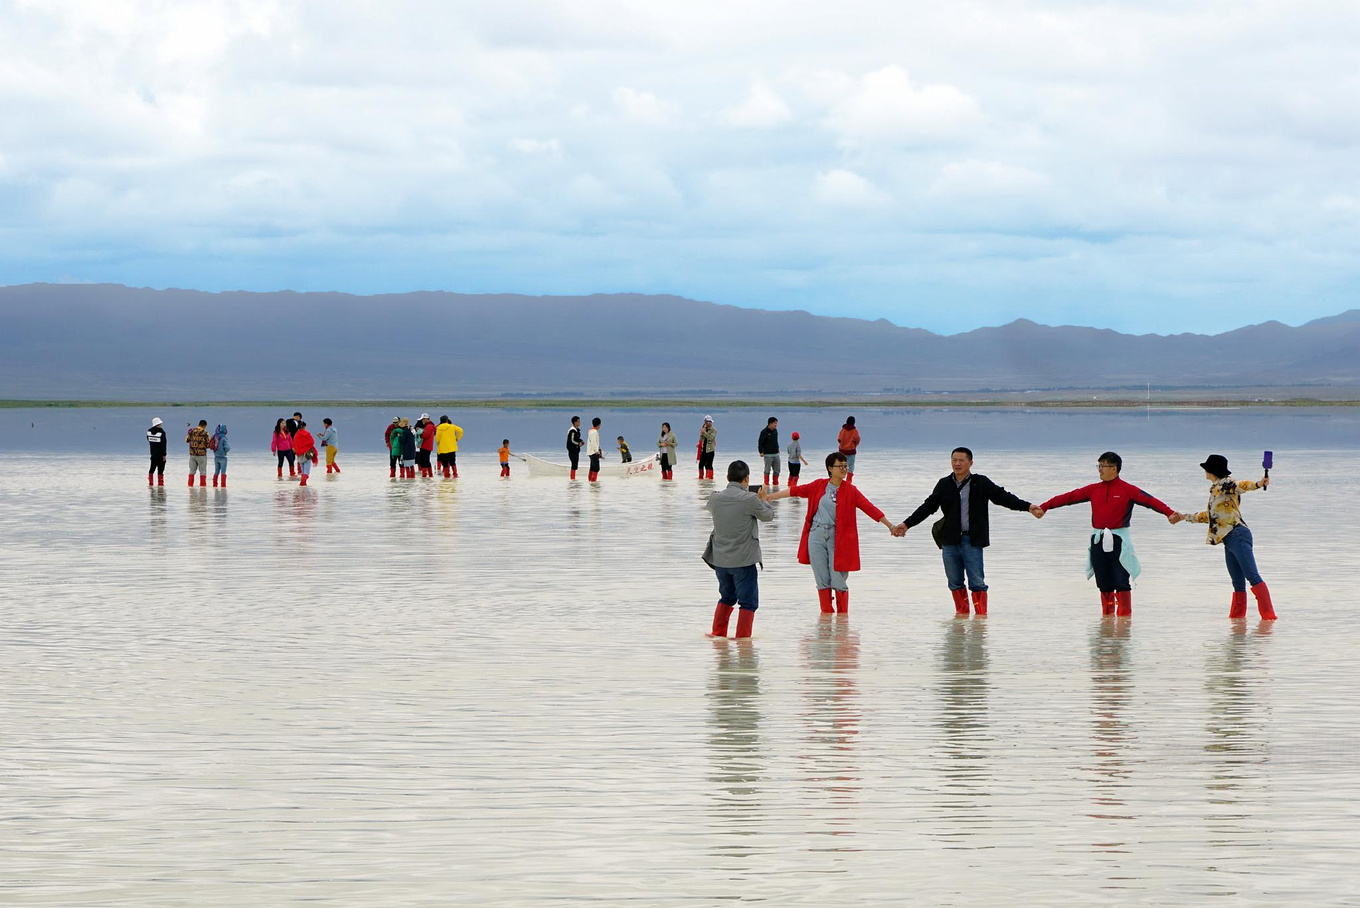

{"left": 188, "top": 474, "right": 195, "bottom": 487}
{"left": 971, "top": 590, "right": 987, "bottom": 617}
{"left": 1115, "top": 590, "right": 1132, "bottom": 616}
{"left": 148, "top": 473, "right": 154, "bottom": 486}
{"left": 1100, "top": 591, "right": 1116, "bottom": 615}
{"left": 299, "top": 473, "right": 308, "bottom": 486}
{"left": 1229, "top": 590, "right": 1248, "bottom": 619}
{"left": 835, "top": 590, "right": 849, "bottom": 614}
{"left": 279, "top": 466, "right": 284, "bottom": 478}
{"left": 157, "top": 475, "right": 164, "bottom": 486}
{"left": 333, "top": 463, "right": 340, "bottom": 474}
{"left": 772, "top": 476, "right": 780, "bottom": 488}
{"left": 212, "top": 474, "right": 218, "bottom": 487}
{"left": 220, "top": 475, "right": 226, "bottom": 488}
{"left": 710, "top": 602, "right": 734, "bottom": 637}
{"left": 734, "top": 609, "right": 754, "bottom": 638}
{"left": 952, "top": 588, "right": 970, "bottom": 616}
{"left": 390, "top": 466, "right": 396, "bottom": 478}
{"left": 198, "top": 474, "right": 206, "bottom": 487}
{"left": 570, "top": 470, "right": 576, "bottom": 480}
{"left": 706, "top": 469, "right": 714, "bottom": 480}
{"left": 818, "top": 588, "right": 834, "bottom": 614}
{"left": 1251, "top": 582, "right": 1277, "bottom": 620}
{"left": 453, "top": 465, "right": 458, "bottom": 478}
{"left": 289, "top": 464, "right": 296, "bottom": 477}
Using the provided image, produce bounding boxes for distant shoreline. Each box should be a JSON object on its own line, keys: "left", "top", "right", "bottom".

{"left": 3, "top": 398, "right": 1357, "bottom": 410}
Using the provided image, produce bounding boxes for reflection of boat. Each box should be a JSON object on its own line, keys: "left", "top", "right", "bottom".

{"left": 522, "top": 452, "right": 661, "bottom": 479}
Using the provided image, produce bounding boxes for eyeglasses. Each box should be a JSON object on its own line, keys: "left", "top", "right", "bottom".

{"left": 832, "top": 464, "right": 849, "bottom": 470}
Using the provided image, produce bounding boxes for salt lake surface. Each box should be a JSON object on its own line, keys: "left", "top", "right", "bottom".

{"left": 1, "top": 407, "right": 1358, "bottom": 905}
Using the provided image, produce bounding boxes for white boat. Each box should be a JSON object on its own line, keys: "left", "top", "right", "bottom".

{"left": 522, "top": 452, "right": 661, "bottom": 479}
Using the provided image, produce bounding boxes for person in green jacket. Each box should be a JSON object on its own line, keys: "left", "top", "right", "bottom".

{"left": 390, "top": 418, "right": 406, "bottom": 478}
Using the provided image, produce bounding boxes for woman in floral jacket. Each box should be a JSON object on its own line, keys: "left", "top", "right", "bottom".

{"left": 1180, "top": 453, "right": 1276, "bottom": 620}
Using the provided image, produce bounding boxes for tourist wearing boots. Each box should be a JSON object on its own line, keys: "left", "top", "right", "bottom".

{"left": 435, "top": 415, "right": 464, "bottom": 478}
{"left": 703, "top": 460, "right": 774, "bottom": 638}
{"left": 757, "top": 416, "right": 780, "bottom": 488}
{"left": 586, "top": 417, "right": 603, "bottom": 481}
{"left": 1177, "top": 454, "right": 1277, "bottom": 620}
{"left": 768, "top": 452, "right": 896, "bottom": 614}
{"left": 698, "top": 416, "right": 717, "bottom": 480}
{"left": 384, "top": 417, "right": 400, "bottom": 477}
{"left": 146, "top": 417, "right": 167, "bottom": 485}
{"left": 272, "top": 419, "right": 295, "bottom": 478}
{"left": 292, "top": 421, "right": 317, "bottom": 486}
{"left": 567, "top": 416, "right": 584, "bottom": 480}
{"left": 499, "top": 439, "right": 514, "bottom": 477}
{"left": 211, "top": 424, "right": 231, "bottom": 487}
{"left": 894, "top": 447, "right": 1039, "bottom": 617}
{"left": 419, "top": 413, "right": 439, "bottom": 477}
{"left": 389, "top": 418, "right": 405, "bottom": 477}
{"left": 186, "top": 420, "right": 210, "bottom": 487}
{"left": 318, "top": 418, "right": 340, "bottom": 474}
{"left": 837, "top": 416, "right": 861, "bottom": 480}
{"left": 657, "top": 422, "right": 678, "bottom": 481}
{"left": 1033, "top": 452, "right": 1183, "bottom": 617}
{"left": 786, "top": 432, "right": 808, "bottom": 489}
{"left": 398, "top": 418, "right": 417, "bottom": 478}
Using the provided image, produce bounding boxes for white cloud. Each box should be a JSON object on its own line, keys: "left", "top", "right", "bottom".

{"left": 718, "top": 82, "right": 792, "bottom": 128}
{"left": 509, "top": 138, "right": 563, "bottom": 160}
{"left": 814, "top": 169, "right": 889, "bottom": 209}
{"left": 828, "top": 65, "right": 982, "bottom": 144}
{"left": 929, "top": 160, "right": 1050, "bottom": 197}
{"left": 612, "top": 87, "right": 677, "bottom": 125}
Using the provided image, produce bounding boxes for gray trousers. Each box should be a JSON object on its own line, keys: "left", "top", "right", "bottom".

{"left": 763, "top": 453, "right": 781, "bottom": 479}
{"left": 188, "top": 453, "right": 208, "bottom": 475}
{"left": 808, "top": 524, "right": 849, "bottom": 591}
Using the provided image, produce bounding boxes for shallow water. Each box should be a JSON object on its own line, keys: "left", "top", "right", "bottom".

{"left": 1, "top": 416, "right": 1358, "bottom": 904}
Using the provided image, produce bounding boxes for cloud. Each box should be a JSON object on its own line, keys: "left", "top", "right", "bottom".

{"left": 814, "top": 169, "right": 889, "bottom": 209}
{"left": 509, "top": 137, "right": 563, "bottom": 160}
{"left": 612, "top": 87, "right": 677, "bottom": 125}
{"left": 718, "top": 82, "right": 792, "bottom": 128}
{"left": 929, "top": 160, "right": 1051, "bottom": 197}
{"left": 827, "top": 65, "right": 981, "bottom": 145}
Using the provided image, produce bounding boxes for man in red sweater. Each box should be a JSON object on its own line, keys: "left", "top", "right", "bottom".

{"left": 1035, "top": 451, "right": 1183, "bottom": 617}
{"left": 292, "top": 421, "right": 318, "bottom": 487}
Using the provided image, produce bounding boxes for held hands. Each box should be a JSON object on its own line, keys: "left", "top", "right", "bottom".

{"left": 890, "top": 523, "right": 907, "bottom": 537}
{"left": 1029, "top": 505, "right": 1045, "bottom": 519}
{"left": 1167, "top": 512, "right": 1185, "bottom": 524}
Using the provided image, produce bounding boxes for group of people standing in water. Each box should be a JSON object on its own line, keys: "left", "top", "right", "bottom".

{"left": 702, "top": 429, "right": 1278, "bottom": 640}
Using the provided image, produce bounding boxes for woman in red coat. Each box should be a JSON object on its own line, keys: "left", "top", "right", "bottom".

{"left": 768, "top": 452, "right": 897, "bottom": 614}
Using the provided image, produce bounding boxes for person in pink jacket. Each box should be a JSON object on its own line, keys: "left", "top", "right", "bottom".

{"left": 271, "top": 418, "right": 295, "bottom": 478}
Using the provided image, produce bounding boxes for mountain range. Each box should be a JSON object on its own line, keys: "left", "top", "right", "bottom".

{"left": 3, "top": 283, "right": 1357, "bottom": 400}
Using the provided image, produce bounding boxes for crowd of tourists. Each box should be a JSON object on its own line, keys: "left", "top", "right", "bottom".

{"left": 146, "top": 410, "right": 1278, "bottom": 637}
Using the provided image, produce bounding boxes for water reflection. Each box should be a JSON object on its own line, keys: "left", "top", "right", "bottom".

{"left": 1087, "top": 619, "right": 1136, "bottom": 837}
{"left": 706, "top": 640, "right": 765, "bottom": 855}
{"left": 147, "top": 486, "right": 168, "bottom": 548}
{"left": 937, "top": 617, "right": 990, "bottom": 785}
{"left": 1204, "top": 622, "right": 1275, "bottom": 851}
{"left": 801, "top": 615, "right": 861, "bottom": 830}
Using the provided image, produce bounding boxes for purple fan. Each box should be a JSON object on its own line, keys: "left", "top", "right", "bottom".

{"left": 1263, "top": 450, "right": 1272, "bottom": 489}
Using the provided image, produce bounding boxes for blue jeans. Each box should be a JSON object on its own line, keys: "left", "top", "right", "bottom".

{"left": 1222, "top": 525, "right": 1263, "bottom": 591}
{"left": 942, "top": 532, "right": 987, "bottom": 592}
{"left": 714, "top": 564, "right": 759, "bottom": 611}
{"left": 213, "top": 455, "right": 228, "bottom": 476}
{"left": 844, "top": 454, "right": 856, "bottom": 473}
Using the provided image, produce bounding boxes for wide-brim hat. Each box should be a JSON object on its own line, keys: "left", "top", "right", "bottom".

{"left": 1200, "top": 453, "right": 1231, "bottom": 476}
{"left": 151, "top": 417, "right": 163, "bottom": 427}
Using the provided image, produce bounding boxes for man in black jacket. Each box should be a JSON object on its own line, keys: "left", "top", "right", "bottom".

{"left": 756, "top": 416, "right": 780, "bottom": 488}
{"left": 146, "top": 417, "right": 167, "bottom": 485}
{"left": 894, "top": 446, "right": 1042, "bottom": 617}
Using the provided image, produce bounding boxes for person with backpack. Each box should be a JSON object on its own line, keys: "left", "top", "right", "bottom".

{"left": 146, "top": 417, "right": 167, "bottom": 486}
{"left": 399, "top": 418, "right": 418, "bottom": 479}
{"left": 384, "top": 416, "right": 400, "bottom": 477}
{"left": 210, "top": 424, "right": 231, "bottom": 487}
{"left": 837, "top": 416, "right": 861, "bottom": 481}
{"left": 292, "top": 421, "right": 317, "bottom": 486}
{"left": 186, "top": 420, "right": 210, "bottom": 487}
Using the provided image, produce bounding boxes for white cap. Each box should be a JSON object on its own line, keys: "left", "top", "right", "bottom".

{"left": 703, "top": 415, "right": 713, "bottom": 422}
{"left": 151, "top": 417, "right": 163, "bottom": 427}
{"left": 420, "top": 412, "right": 430, "bottom": 419}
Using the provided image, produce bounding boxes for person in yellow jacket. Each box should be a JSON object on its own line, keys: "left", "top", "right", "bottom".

{"left": 434, "top": 415, "right": 464, "bottom": 478}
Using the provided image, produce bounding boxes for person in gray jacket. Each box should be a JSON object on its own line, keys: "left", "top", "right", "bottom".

{"left": 703, "top": 460, "right": 774, "bottom": 638}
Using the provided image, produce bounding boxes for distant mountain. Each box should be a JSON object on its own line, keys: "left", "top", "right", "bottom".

{"left": 2, "top": 283, "right": 1358, "bottom": 399}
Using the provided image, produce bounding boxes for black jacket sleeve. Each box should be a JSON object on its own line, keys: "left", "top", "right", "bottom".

{"left": 904, "top": 478, "right": 948, "bottom": 528}
{"left": 983, "top": 476, "right": 1031, "bottom": 512}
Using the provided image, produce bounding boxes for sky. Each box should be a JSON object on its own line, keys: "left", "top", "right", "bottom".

{"left": 1, "top": 0, "right": 1357, "bottom": 335}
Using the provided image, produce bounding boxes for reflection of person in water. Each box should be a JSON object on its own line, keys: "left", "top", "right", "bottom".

{"left": 705, "top": 640, "right": 764, "bottom": 829}
{"left": 801, "top": 618, "right": 861, "bottom": 817}
{"left": 1088, "top": 621, "right": 1133, "bottom": 825}
{"left": 936, "top": 619, "right": 990, "bottom": 788}
{"left": 1203, "top": 623, "right": 1274, "bottom": 848}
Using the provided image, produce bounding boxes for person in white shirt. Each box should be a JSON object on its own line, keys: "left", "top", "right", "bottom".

{"left": 587, "top": 417, "right": 603, "bottom": 482}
